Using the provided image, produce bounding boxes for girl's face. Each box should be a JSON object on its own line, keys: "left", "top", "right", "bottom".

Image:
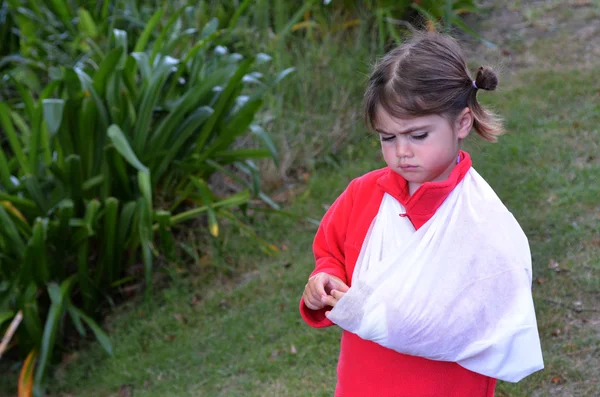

{"left": 375, "top": 108, "right": 473, "bottom": 194}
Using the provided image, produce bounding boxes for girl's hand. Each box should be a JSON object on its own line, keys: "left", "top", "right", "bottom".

{"left": 303, "top": 272, "right": 349, "bottom": 310}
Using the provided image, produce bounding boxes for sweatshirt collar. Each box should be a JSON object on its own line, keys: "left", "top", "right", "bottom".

{"left": 376, "top": 150, "right": 472, "bottom": 215}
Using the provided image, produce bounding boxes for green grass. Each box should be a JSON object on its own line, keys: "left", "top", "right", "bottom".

{"left": 1, "top": 66, "right": 593, "bottom": 397}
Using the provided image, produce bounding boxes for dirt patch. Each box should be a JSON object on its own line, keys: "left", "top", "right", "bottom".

{"left": 461, "top": 0, "right": 600, "bottom": 79}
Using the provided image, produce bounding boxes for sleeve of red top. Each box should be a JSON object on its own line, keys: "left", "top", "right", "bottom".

{"left": 299, "top": 180, "right": 355, "bottom": 328}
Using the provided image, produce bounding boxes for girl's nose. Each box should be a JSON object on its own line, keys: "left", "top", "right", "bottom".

{"left": 395, "top": 136, "right": 413, "bottom": 158}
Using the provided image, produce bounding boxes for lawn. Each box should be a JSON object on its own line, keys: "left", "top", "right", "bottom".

{"left": 29, "top": 67, "right": 599, "bottom": 397}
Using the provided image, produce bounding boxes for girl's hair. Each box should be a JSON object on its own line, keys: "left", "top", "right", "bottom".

{"left": 364, "top": 32, "right": 504, "bottom": 142}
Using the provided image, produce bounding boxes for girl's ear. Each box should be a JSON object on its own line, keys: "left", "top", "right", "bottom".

{"left": 456, "top": 107, "right": 473, "bottom": 140}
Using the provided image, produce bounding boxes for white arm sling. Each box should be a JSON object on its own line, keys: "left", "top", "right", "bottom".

{"left": 327, "top": 168, "right": 544, "bottom": 382}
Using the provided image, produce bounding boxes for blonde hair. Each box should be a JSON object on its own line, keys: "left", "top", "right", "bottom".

{"left": 364, "top": 32, "right": 504, "bottom": 142}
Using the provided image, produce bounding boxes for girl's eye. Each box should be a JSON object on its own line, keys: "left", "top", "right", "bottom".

{"left": 411, "top": 133, "right": 428, "bottom": 141}
{"left": 380, "top": 135, "right": 395, "bottom": 142}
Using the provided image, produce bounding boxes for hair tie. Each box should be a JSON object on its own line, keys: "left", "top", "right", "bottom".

{"left": 472, "top": 80, "right": 478, "bottom": 90}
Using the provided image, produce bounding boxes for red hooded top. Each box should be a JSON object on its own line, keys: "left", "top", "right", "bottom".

{"left": 299, "top": 151, "right": 496, "bottom": 397}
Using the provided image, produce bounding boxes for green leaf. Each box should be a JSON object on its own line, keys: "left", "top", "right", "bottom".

{"left": 29, "top": 218, "right": 49, "bottom": 285}
{"left": 101, "top": 197, "right": 119, "bottom": 283}
{"left": 152, "top": 105, "right": 213, "bottom": 183}
{"left": 0, "top": 102, "right": 31, "bottom": 174}
{"left": 137, "top": 197, "right": 153, "bottom": 301}
{"left": 138, "top": 171, "right": 152, "bottom": 212}
{"left": 0, "top": 311, "right": 14, "bottom": 327}
{"left": 112, "top": 29, "right": 129, "bottom": 67}
{"left": 0, "top": 197, "right": 27, "bottom": 256}
{"left": 151, "top": 6, "right": 187, "bottom": 62}
{"left": 0, "top": 192, "right": 37, "bottom": 211}
{"left": 134, "top": 7, "right": 164, "bottom": 53}
{"left": 65, "top": 155, "right": 83, "bottom": 207}
{"left": 190, "top": 177, "right": 219, "bottom": 237}
{"left": 200, "top": 17, "right": 220, "bottom": 39}
{"left": 170, "top": 190, "right": 251, "bottom": 225}
{"left": 250, "top": 124, "right": 279, "bottom": 166}
{"left": 71, "top": 305, "right": 113, "bottom": 355}
{"left": 107, "top": 125, "right": 149, "bottom": 174}
{"left": 0, "top": 145, "right": 15, "bottom": 190}
{"left": 67, "top": 304, "right": 86, "bottom": 337}
{"left": 201, "top": 98, "right": 263, "bottom": 161}
{"left": 93, "top": 47, "right": 124, "bottom": 97}
{"left": 213, "top": 149, "right": 272, "bottom": 164}
{"left": 42, "top": 99, "right": 65, "bottom": 136}
{"left": 34, "top": 276, "right": 76, "bottom": 391}
{"left": 196, "top": 59, "right": 253, "bottom": 150}
{"left": 78, "top": 8, "right": 98, "bottom": 38}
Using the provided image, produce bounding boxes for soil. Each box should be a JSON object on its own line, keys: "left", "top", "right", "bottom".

{"left": 461, "top": 0, "right": 600, "bottom": 78}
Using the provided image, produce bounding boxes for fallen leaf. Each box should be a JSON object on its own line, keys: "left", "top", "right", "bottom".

{"left": 173, "top": 313, "right": 187, "bottom": 325}
{"left": 269, "top": 350, "right": 280, "bottom": 360}
{"left": 573, "top": 0, "right": 591, "bottom": 7}
{"left": 548, "top": 259, "right": 560, "bottom": 272}
{"left": 164, "top": 335, "right": 176, "bottom": 342}
{"left": 290, "top": 344, "right": 297, "bottom": 354}
{"left": 551, "top": 375, "right": 564, "bottom": 384}
{"left": 535, "top": 278, "right": 545, "bottom": 285}
{"left": 190, "top": 295, "right": 202, "bottom": 307}
{"left": 119, "top": 384, "right": 134, "bottom": 397}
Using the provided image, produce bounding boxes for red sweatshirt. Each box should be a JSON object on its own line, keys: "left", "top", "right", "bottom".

{"left": 299, "top": 151, "right": 496, "bottom": 397}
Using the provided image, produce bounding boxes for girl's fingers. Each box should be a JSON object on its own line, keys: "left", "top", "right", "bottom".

{"left": 321, "top": 294, "right": 337, "bottom": 307}
{"left": 328, "top": 277, "right": 350, "bottom": 293}
{"left": 330, "top": 289, "right": 346, "bottom": 300}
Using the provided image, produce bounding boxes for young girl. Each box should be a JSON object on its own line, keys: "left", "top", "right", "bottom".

{"left": 300, "top": 32, "right": 544, "bottom": 397}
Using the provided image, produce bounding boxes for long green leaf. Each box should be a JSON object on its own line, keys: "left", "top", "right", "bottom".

{"left": 116, "top": 201, "right": 137, "bottom": 270}
{"left": 199, "top": 98, "right": 263, "bottom": 163}
{"left": 20, "top": 284, "right": 43, "bottom": 345}
{"left": 190, "top": 177, "right": 218, "bottom": 237}
{"left": 65, "top": 155, "right": 83, "bottom": 208}
{"left": 0, "top": 193, "right": 37, "bottom": 211}
{"left": 42, "top": 99, "right": 65, "bottom": 136}
{"left": 250, "top": 124, "right": 279, "bottom": 166}
{"left": 55, "top": 199, "right": 74, "bottom": 279}
{"left": 195, "top": 59, "right": 253, "bottom": 150}
{"left": 213, "top": 149, "right": 272, "bottom": 164}
{"left": 132, "top": 55, "right": 178, "bottom": 153}
{"left": 170, "top": 190, "right": 251, "bottom": 225}
{"left": 71, "top": 305, "right": 113, "bottom": 355}
{"left": 137, "top": 197, "right": 153, "bottom": 301}
{"left": 33, "top": 276, "right": 76, "bottom": 393}
{"left": 67, "top": 303, "right": 86, "bottom": 337}
{"left": 107, "top": 125, "right": 149, "bottom": 174}
{"left": 0, "top": 311, "right": 14, "bottom": 327}
{"left": 151, "top": 104, "right": 213, "bottom": 182}
{"left": 134, "top": 7, "right": 164, "bottom": 53}
{"left": 0, "top": 143, "right": 15, "bottom": 189}
{"left": 0, "top": 102, "right": 31, "bottom": 174}
{"left": 77, "top": 8, "right": 98, "bottom": 38}
{"left": 29, "top": 218, "right": 49, "bottom": 285}
{"left": 93, "top": 47, "right": 124, "bottom": 97}
{"left": 100, "top": 197, "right": 119, "bottom": 284}
{"left": 150, "top": 5, "right": 187, "bottom": 62}
{"left": 21, "top": 175, "right": 47, "bottom": 212}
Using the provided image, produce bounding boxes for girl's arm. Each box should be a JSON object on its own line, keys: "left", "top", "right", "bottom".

{"left": 300, "top": 180, "right": 355, "bottom": 328}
